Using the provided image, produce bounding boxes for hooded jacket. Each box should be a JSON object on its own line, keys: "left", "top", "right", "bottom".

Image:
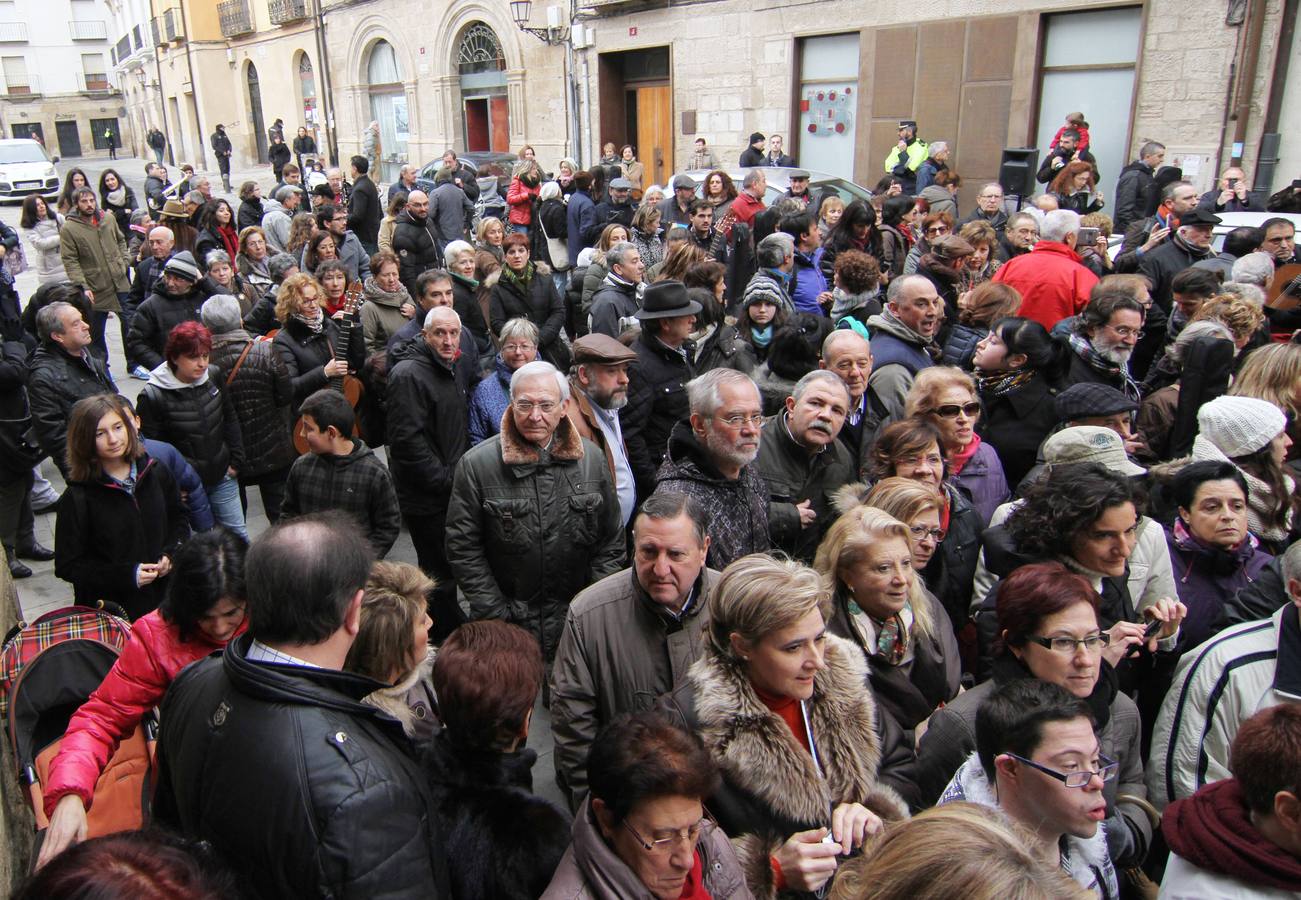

{"left": 282, "top": 439, "right": 401, "bottom": 557}
{"left": 940, "top": 755, "right": 1119, "bottom": 899}
{"left": 918, "top": 184, "right": 957, "bottom": 219}
{"left": 136, "top": 363, "right": 244, "bottom": 488}
{"left": 992, "top": 240, "right": 1098, "bottom": 330}
{"left": 43, "top": 609, "right": 246, "bottom": 817}
{"left": 542, "top": 797, "right": 753, "bottom": 900}
{"left": 658, "top": 635, "right": 910, "bottom": 900}
{"left": 392, "top": 210, "right": 443, "bottom": 296}
{"left": 1161, "top": 778, "right": 1301, "bottom": 898}
{"left": 653, "top": 421, "right": 770, "bottom": 571}
{"left": 259, "top": 197, "right": 293, "bottom": 253}
{"left": 59, "top": 208, "right": 131, "bottom": 308}
{"left": 429, "top": 180, "right": 474, "bottom": 246}
{"left": 1113, "top": 160, "right": 1155, "bottom": 232}
{"left": 587, "top": 273, "right": 639, "bottom": 339}
{"left": 153, "top": 634, "right": 442, "bottom": 900}
{"left": 445, "top": 411, "right": 626, "bottom": 659}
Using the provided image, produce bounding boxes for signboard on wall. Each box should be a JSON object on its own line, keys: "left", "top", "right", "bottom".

{"left": 796, "top": 33, "right": 860, "bottom": 180}
{"left": 802, "top": 86, "right": 853, "bottom": 137}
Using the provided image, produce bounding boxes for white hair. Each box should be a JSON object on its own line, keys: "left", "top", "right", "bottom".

{"left": 443, "top": 239, "right": 474, "bottom": 268}
{"left": 685, "top": 368, "right": 757, "bottom": 417}
{"left": 539, "top": 181, "right": 562, "bottom": 202}
{"left": 1230, "top": 251, "right": 1276, "bottom": 288}
{"left": 929, "top": 141, "right": 948, "bottom": 155}
{"left": 498, "top": 317, "right": 539, "bottom": 346}
{"left": 510, "top": 360, "right": 569, "bottom": 402}
{"left": 1039, "top": 209, "right": 1082, "bottom": 243}
{"left": 423, "top": 306, "right": 460, "bottom": 330}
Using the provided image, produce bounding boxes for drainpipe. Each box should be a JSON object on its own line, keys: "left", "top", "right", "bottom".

{"left": 1229, "top": 0, "right": 1267, "bottom": 165}
{"left": 178, "top": 5, "right": 207, "bottom": 169}
{"left": 152, "top": 23, "right": 173, "bottom": 165}
{"left": 314, "top": 0, "right": 338, "bottom": 165}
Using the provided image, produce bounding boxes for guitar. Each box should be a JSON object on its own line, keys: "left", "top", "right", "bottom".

{"left": 294, "top": 281, "right": 366, "bottom": 454}
{"left": 1266, "top": 263, "right": 1301, "bottom": 311}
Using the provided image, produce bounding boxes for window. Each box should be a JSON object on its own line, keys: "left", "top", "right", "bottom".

{"left": 81, "top": 52, "right": 107, "bottom": 89}
{"left": 367, "top": 39, "right": 401, "bottom": 86}
{"left": 457, "top": 23, "right": 504, "bottom": 76}
{"left": 2, "top": 55, "right": 29, "bottom": 93}
{"left": 796, "top": 33, "right": 860, "bottom": 179}
{"left": 91, "top": 117, "right": 120, "bottom": 150}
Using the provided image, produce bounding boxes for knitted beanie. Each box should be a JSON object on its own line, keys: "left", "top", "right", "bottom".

{"left": 162, "top": 250, "right": 201, "bottom": 284}
{"left": 200, "top": 294, "right": 243, "bottom": 335}
{"left": 1196, "top": 396, "right": 1286, "bottom": 459}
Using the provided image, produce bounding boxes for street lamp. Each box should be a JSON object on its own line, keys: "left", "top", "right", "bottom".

{"left": 510, "top": 0, "right": 569, "bottom": 45}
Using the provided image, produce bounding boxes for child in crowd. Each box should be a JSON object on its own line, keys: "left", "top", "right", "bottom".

{"left": 280, "top": 388, "right": 401, "bottom": 557}
{"left": 1049, "top": 111, "right": 1091, "bottom": 152}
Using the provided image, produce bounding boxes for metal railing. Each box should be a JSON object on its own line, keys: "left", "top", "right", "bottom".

{"left": 115, "top": 33, "right": 132, "bottom": 63}
{"left": 3, "top": 74, "right": 38, "bottom": 96}
{"left": 268, "top": 0, "right": 307, "bottom": 24}
{"left": 162, "top": 7, "right": 183, "bottom": 43}
{"left": 218, "top": 0, "right": 254, "bottom": 37}
{"left": 132, "top": 23, "right": 143, "bottom": 49}
{"left": 78, "top": 70, "right": 113, "bottom": 92}
{"left": 0, "top": 21, "right": 27, "bottom": 41}
{"left": 70, "top": 20, "right": 108, "bottom": 40}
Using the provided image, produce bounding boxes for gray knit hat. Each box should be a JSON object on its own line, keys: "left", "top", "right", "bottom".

{"left": 201, "top": 294, "right": 243, "bottom": 335}
{"left": 161, "top": 250, "right": 201, "bottom": 284}
{"left": 1196, "top": 396, "right": 1287, "bottom": 459}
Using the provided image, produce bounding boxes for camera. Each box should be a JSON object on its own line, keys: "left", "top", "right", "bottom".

{"left": 1077, "top": 226, "right": 1100, "bottom": 247}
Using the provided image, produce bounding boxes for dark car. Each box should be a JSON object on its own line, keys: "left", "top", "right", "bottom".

{"left": 415, "top": 152, "right": 518, "bottom": 229}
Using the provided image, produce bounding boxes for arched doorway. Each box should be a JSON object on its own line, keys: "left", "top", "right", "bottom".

{"left": 297, "top": 53, "right": 319, "bottom": 155}
{"left": 456, "top": 23, "right": 508, "bottom": 153}
{"left": 247, "top": 62, "right": 267, "bottom": 163}
{"left": 366, "top": 39, "right": 406, "bottom": 183}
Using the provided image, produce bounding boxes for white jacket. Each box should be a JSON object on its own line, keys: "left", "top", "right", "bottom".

{"left": 1159, "top": 851, "right": 1301, "bottom": 899}
{"left": 1146, "top": 604, "right": 1301, "bottom": 810}
{"left": 21, "top": 215, "right": 68, "bottom": 283}
{"left": 971, "top": 500, "right": 1177, "bottom": 615}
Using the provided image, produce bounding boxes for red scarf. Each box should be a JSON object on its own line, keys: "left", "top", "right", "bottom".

{"left": 753, "top": 682, "right": 810, "bottom": 753}
{"left": 947, "top": 432, "right": 982, "bottom": 477}
{"left": 218, "top": 224, "right": 239, "bottom": 262}
{"left": 1164, "top": 778, "right": 1301, "bottom": 891}
{"left": 678, "top": 851, "right": 712, "bottom": 899}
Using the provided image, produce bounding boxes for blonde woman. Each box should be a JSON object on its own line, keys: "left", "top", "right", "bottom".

{"left": 815, "top": 500, "right": 960, "bottom": 739}
{"left": 270, "top": 272, "right": 365, "bottom": 411}
{"left": 1230, "top": 340, "right": 1301, "bottom": 459}
{"left": 629, "top": 203, "right": 664, "bottom": 268}
{"left": 660, "top": 553, "right": 910, "bottom": 899}
{"left": 345, "top": 561, "right": 437, "bottom": 742}
{"left": 475, "top": 216, "right": 506, "bottom": 264}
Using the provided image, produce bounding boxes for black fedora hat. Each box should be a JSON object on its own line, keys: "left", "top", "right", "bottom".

{"left": 635, "top": 280, "right": 702, "bottom": 320}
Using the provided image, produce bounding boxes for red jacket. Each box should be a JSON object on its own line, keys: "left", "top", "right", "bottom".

{"left": 730, "top": 191, "right": 766, "bottom": 228}
{"left": 506, "top": 177, "right": 539, "bottom": 226}
{"left": 992, "top": 240, "right": 1098, "bottom": 330}
{"left": 43, "top": 610, "right": 246, "bottom": 816}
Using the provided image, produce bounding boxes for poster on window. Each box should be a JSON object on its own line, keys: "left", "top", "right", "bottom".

{"left": 392, "top": 95, "right": 409, "bottom": 143}
{"left": 800, "top": 87, "right": 854, "bottom": 138}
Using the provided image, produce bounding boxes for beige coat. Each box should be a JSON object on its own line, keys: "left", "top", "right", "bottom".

{"left": 59, "top": 210, "right": 130, "bottom": 311}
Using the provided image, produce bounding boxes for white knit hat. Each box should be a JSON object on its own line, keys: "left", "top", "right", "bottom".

{"left": 1196, "top": 396, "right": 1287, "bottom": 459}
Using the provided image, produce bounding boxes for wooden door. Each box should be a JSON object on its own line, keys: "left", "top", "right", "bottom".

{"left": 489, "top": 96, "right": 510, "bottom": 152}
{"left": 465, "top": 99, "right": 489, "bottom": 152}
{"left": 635, "top": 85, "right": 672, "bottom": 188}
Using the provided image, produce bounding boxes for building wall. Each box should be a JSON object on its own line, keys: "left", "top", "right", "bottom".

{"left": 107, "top": 0, "right": 162, "bottom": 158}
{"left": 577, "top": 0, "right": 1287, "bottom": 197}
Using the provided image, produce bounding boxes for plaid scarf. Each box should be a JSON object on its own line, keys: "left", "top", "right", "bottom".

{"left": 1067, "top": 332, "right": 1141, "bottom": 401}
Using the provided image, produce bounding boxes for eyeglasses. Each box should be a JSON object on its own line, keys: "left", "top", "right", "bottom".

{"left": 1007, "top": 753, "right": 1119, "bottom": 789}
{"left": 501, "top": 342, "right": 536, "bottom": 353}
{"left": 909, "top": 525, "right": 947, "bottom": 542}
{"left": 925, "top": 226, "right": 950, "bottom": 236}
{"left": 716, "top": 413, "right": 765, "bottom": 428}
{"left": 1106, "top": 325, "right": 1141, "bottom": 339}
{"left": 899, "top": 454, "right": 943, "bottom": 468}
{"left": 933, "top": 402, "right": 982, "bottom": 419}
{"left": 1025, "top": 632, "right": 1110, "bottom": 654}
{"left": 512, "top": 400, "right": 559, "bottom": 415}
{"left": 622, "top": 818, "right": 706, "bottom": 855}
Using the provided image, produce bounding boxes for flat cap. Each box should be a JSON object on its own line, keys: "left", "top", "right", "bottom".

{"left": 609, "top": 177, "right": 633, "bottom": 190}
{"left": 572, "top": 333, "right": 637, "bottom": 366}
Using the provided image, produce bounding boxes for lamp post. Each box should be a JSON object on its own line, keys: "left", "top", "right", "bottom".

{"left": 509, "top": 0, "right": 583, "bottom": 166}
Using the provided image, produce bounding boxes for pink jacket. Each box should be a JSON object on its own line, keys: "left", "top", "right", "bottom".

{"left": 42, "top": 610, "right": 245, "bottom": 816}
{"left": 506, "top": 177, "right": 539, "bottom": 226}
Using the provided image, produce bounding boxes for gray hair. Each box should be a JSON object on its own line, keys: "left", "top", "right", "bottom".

{"left": 36, "top": 301, "right": 77, "bottom": 343}
{"left": 274, "top": 184, "right": 299, "bottom": 203}
{"left": 791, "top": 369, "right": 850, "bottom": 405}
{"left": 1139, "top": 141, "right": 1166, "bottom": 160}
{"left": 685, "top": 368, "right": 757, "bottom": 418}
{"left": 204, "top": 249, "right": 232, "bottom": 269}
{"left": 1007, "top": 211, "right": 1039, "bottom": 232}
{"left": 148, "top": 225, "right": 175, "bottom": 243}
{"left": 498, "top": 317, "right": 539, "bottom": 346}
{"left": 756, "top": 232, "right": 795, "bottom": 268}
{"left": 1039, "top": 209, "right": 1082, "bottom": 243}
{"left": 741, "top": 169, "right": 765, "bottom": 191}
{"left": 510, "top": 360, "right": 569, "bottom": 402}
{"left": 1283, "top": 539, "right": 1301, "bottom": 589}
{"left": 1169, "top": 319, "right": 1233, "bottom": 365}
{"left": 184, "top": 190, "right": 205, "bottom": 205}
{"left": 606, "top": 241, "right": 640, "bottom": 270}
{"left": 267, "top": 252, "right": 298, "bottom": 281}
{"left": 1230, "top": 251, "right": 1276, "bottom": 288}
{"left": 1219, "top": 281, "right": 1267, "bottom": 305}
{"left": 929, "top": 141, "right": 948, "bottom": 155}
{"left": 192, "top": 175, "right": 210, "bottom": 188}
{"left": 979, "top": 182, "right": 1004, "bottom": 196}
{"left": 423, "top": 306, "right": 461, "bottom": 330}
{"left": 822, "top": 328, "right": 870, "bottom": 360}
{"left": 539, "top": 181, "right": 562, "bottom": 202}
{"left": 443, "top": 239, "right": 474, "bottom": 268}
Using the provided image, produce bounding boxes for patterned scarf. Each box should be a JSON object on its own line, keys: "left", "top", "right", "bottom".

{"left": 500, "top": 261, "right": 535, "bottom": 292}
{"left": 294, "top": 308, "right": 324, "bottom": 334}
{"left": 1067, "top": 332, "right": 1141, "bottom": 401}
{"left": 976, "top": 368, "right": 1034, "bottom": 398}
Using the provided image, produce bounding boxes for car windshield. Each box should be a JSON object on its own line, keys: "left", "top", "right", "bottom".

{"left": 0, "top": 144, "right": 48, "bottom": 165}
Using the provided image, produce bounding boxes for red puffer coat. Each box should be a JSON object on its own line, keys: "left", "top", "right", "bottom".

{"left": 42, "top": 610, "right": 246, "bottom": 817}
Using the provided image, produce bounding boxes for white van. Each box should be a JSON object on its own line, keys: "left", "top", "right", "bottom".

{"left": 0, "top": 138, "right": 60, "bottom": 201}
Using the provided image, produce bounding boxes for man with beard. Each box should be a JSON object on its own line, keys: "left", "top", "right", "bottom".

{"left": 567, "top": 334, "right": 638, "bottom": 528}
{"left": 1063, "top": 291, "right": 1145, "bottom": 400}
{"left": 1138, "top": 207, "right": 1220, "bottom": 313}
{"left": 993, "top": 209, "right": 1098, "bottom": 331}
{"left": 391, "top": 190, "right": 441, "bottom": 296}
{"left": 756, "top": 370, "right": 855, "bottom": 561}
{"left": 652, "top": 368, "right": 769, "bottom": 570}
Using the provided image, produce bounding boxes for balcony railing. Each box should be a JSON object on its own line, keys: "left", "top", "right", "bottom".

{"left": 70, "top": 20, "right": 108, "bottom": 40}
{"left": 268, "top": 0, "right": 308, "bottom": 24}
{"left": 162, "top": 7, "right": 183, "bottom": 43}
{"left": 79, "top": 70, "right": 113, "bottom": 92}
{"left": 3, "top": 74, "right": 38, "bottom": 96}
{"left": 218, "top": 0, "right": 254, "bottom": 37}
{"left": 114, "top": 33, "right": 131, "bottom": 63}
{"left": 132, "top": 23, "right": 142, "bottom": 49}
{"left": 0, "top": 21, "right": 27, "bottom": 41}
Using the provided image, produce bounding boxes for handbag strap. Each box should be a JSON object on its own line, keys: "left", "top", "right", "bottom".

{"left": 225, "top": 341, "right": 255, "bottom": 386}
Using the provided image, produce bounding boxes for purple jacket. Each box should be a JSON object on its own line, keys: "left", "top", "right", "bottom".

{"left": 1166, "top": 520, "right": 1273, "bottom": 651}
{"left": 948, "top": 439, "right": 1009, "bottom": 528}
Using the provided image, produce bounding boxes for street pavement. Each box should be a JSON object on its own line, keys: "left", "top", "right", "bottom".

{"left": 2, "top": 155, "right": 566, "bottom": 810}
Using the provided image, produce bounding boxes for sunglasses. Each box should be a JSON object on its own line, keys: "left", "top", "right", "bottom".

{"left": 934, "top": 402, "right": 981, "bottom": 419}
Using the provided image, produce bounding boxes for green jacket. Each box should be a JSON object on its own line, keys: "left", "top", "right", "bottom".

{"left": 445, "top": 411, "right": 626, "bottom": 659}
{"left": 884, "top": 139, "right": 929, "bottom": 176}
{"left": 59, "top": 210, "right": 131, "bottom": 310}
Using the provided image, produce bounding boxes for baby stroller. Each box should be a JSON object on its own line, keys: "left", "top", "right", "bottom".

{"left": 0, "top": 604, "right": 154, "bottom": 863}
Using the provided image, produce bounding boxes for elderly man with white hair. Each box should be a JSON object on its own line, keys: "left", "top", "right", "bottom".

{"left": 1139, "top": 206, "right": 1222, "bottom": 312}
{"left": 993, "top": 208, "right": 1099, "bottom": 329}
{"left": 446, "top": 359, "right": 625, "bottom": 659}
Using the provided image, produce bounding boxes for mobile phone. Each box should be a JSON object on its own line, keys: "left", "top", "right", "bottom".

{"left": 1227, "top": 177, "right": 1239, "bottom": 188}
{"left": 1142, "top": 618, "right": 1163, "bottom": 641}
{"left": 1078, "top": 227, "right": 1100, "bottom": 246}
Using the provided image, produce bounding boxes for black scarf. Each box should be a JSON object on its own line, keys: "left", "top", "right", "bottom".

{"left": 990, "top": 652, "right": 1117, "bottom": 730}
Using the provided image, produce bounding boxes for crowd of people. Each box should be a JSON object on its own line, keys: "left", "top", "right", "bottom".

{"left": 4, "top": 117, "right": 1301, "bottom": 899}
